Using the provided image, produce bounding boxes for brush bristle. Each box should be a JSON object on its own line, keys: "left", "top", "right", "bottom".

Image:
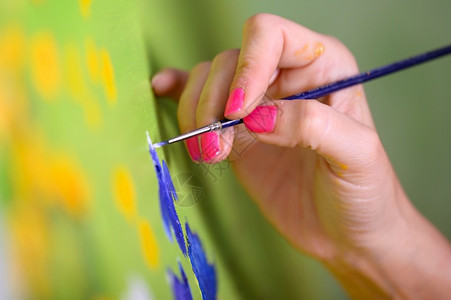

{"left": 153, "top": 141, "right": 168, "bottom": 148}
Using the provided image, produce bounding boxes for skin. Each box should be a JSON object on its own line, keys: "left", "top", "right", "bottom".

{"left": 151, "top": 14, "right": 451, "bottom": 299}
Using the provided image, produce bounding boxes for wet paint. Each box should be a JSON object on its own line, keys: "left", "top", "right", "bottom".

{"left": 146, "top": 132, "right": 186, "bottom": 256}
{"left": 168, "top": 262, "right": 193, "bottom": 300}
{"left": 186, "top": 223, "right": 216, "bottom": 300}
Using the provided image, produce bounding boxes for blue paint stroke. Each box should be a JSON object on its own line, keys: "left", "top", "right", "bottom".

{"left": 186, "top": 223, "right": 217, "bottom": 300}
{"left": 147, "top": 132, "right": 186, "bottom": 256}
{"left": 168, "top": 262, "right": 193, "bottom": 300}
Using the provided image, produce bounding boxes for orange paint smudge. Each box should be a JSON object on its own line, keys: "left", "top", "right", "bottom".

{"left": 294, "top": 43, "right": 309, "bottom": 56}
{"left": 79, "top": 0, "right": 92, "bottom": 18}
{"left": 138, "top": 220, "right": 160, "bottom": 269}
{"left": 314, "top": 42, "right": 325, "bottom": 58}
{"left": 30, "top": 32, "right": 61, "bottom": 100}
{"left": 339, "top": 163, "right": 348, "bottom": 171}
{"left": 100, "top": 49, "right": 117, "bottom": 104}
{"left": 355, "top": 89, "right": 363, "bottom": 98}
{"left": 112, "top": 167, "right": 137, "bottom": 222}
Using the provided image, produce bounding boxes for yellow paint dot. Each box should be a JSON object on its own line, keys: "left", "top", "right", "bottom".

{"left": 64, "top": 44, "right": 103, "bottom": 129}
{"left": 100, "top": 49, "right": 117, "bottom": 104}
{"left": 112, "top": 167, "right": 136, "bottom": 222}
{"left": 49, "top": 155, "right": 90, "bottom": 217}
{"left": 138, "top": 220, "right": 159, "bottom": 269}
{"left": 84, "top": 38, "right": 100, "bottom": 82}
{"left": 30, "top": 32, "right": 61, "bottom": 101}
{"left": 79, "top": 0, "right": 92, "bottom": 18}
{"left": 0, "top": 25, "right": 26, "bottom": 72}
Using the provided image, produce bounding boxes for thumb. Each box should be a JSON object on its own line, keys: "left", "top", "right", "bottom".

{"left": 243, "top": 100, "right": 382, "bottom": 176}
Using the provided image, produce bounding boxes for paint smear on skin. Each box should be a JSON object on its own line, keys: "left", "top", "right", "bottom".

{"left": 113, "top": 167, "right": 137, "bottom": 222}
{"left": 146, "top": 132, "right": 186, "bottom": 256}
{"left": 79, "top": 0, "right": 92, "bottom": 18}
{"left": 100, "top": 49, "right": 117, "bottom": 104}
{"left": 294, "top": 43, "right": 309, "bottom": 57}
{"left": 168, "top": 262, "right": 193, "bottom": 300}
{"left": 314, "top": 42, "right": 325, "bottom": 58}
{"left": 30, "top": 32, "right": 61, "bottom": 100}
{"left": 354, "top": 89, "right": 363, "bottom": 99}
{"left": 186, "top": 223, "right": 217, "bottom": 300}
{"left": 138, "top": 220, "right": 160, "bottom": 269}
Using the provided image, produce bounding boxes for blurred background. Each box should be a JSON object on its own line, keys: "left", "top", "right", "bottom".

{"left": 0, "top": 0, "right": 450, "bottom": 299}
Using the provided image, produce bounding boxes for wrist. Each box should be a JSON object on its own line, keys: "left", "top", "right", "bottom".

{"left": 322, "top": 191, "right": 451, "bottom": 299}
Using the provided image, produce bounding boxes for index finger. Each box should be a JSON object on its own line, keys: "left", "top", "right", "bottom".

{"left": 224, "top": 13, "right": 355, "bottom": 119}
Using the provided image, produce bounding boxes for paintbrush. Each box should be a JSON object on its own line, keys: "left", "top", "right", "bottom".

{"left": 153, "top": 44, "right": 451, "bottom": 148}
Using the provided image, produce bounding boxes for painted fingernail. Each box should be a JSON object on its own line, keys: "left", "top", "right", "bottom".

{"left": 243, "top": 105, "right": 277, "bottom": 133}
{"left": 224, "top": 87, "right": 245, "bottom": 117}
{"left": 201, "top": 131, "right": 220, "bottom": 163}
{"left": 186, "top": 137, "right": 202, "bottom": 163}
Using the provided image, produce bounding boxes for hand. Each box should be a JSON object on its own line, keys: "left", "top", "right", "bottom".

{"left": 152, "top": 14, "right": 451, "bottom": 298}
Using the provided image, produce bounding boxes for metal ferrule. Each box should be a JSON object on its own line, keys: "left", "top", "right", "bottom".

{"left": 208, "top": 121, "right": 222, "bottom": 132}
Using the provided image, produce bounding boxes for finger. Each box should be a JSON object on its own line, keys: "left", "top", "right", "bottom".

{"left": 177, "top": 62, "right": 211, "bottom": 163}
{"left": 196, "top": 49, "right": 240, "bottom": 163}
{"left": 243, "top": 100, "right": 381, "bottom": 177}
{"left": 224, "top": 14, "right": 358, "bottom": 119}
{"left": 151, "top": 68, "right": 189, "bottom": 100}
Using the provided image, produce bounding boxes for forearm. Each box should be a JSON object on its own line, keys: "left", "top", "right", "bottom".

{"left": 323, "top": 193, "right": 451, "bottom": 299}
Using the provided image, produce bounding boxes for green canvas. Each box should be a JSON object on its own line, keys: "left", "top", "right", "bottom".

{"left": 1, "top": 0, "right": 450, "bottom": 299}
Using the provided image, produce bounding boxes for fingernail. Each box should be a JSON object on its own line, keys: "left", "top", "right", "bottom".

{"left": 243, "top": 105, "right": 277, "bottom": 133}
{"left": 201, "top": 131, "right": 220, "bottom": 163}
{"left": 224, "top": 87, "right": 245, "bottom": 117}
{"left": 186, "top": 137, "right": 202, "bottom": 163}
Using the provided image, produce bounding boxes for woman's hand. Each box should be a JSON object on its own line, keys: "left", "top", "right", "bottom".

{"left": 152, "top": 14, "right": 451, "bottom": 298}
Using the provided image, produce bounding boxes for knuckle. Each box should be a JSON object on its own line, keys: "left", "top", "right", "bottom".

{"left": 362, "top": 128, "right": 383, "bottom": 161}
{"left": 323, "top": 35, "right": 358, "bottom": 72}
{"left": 297, "top": 102, "right": 329, "bottom": 149}
{"left": 244, "top": 13, "right": 275, "bottom": 32}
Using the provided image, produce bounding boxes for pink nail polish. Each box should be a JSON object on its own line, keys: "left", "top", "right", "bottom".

{"left": 201, "top": 132, "right": 220, "bottom": 162}
{"left": 224, "top": 87, "right": 245, "bottom": 117}
{"left": 243, "top": 105, "right": 277, "bottom": 133}
{"left": 186, "top": 137, "right": 202, "bottom": 163}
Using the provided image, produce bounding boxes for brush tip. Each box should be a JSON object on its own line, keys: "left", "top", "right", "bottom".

{"left": 153, "top": 141, "right": 168, "bottom": 148}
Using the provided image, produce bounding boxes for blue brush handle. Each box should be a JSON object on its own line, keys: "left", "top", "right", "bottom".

{"left": 220, "top": 44, "right": 451, "bottom": 129}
